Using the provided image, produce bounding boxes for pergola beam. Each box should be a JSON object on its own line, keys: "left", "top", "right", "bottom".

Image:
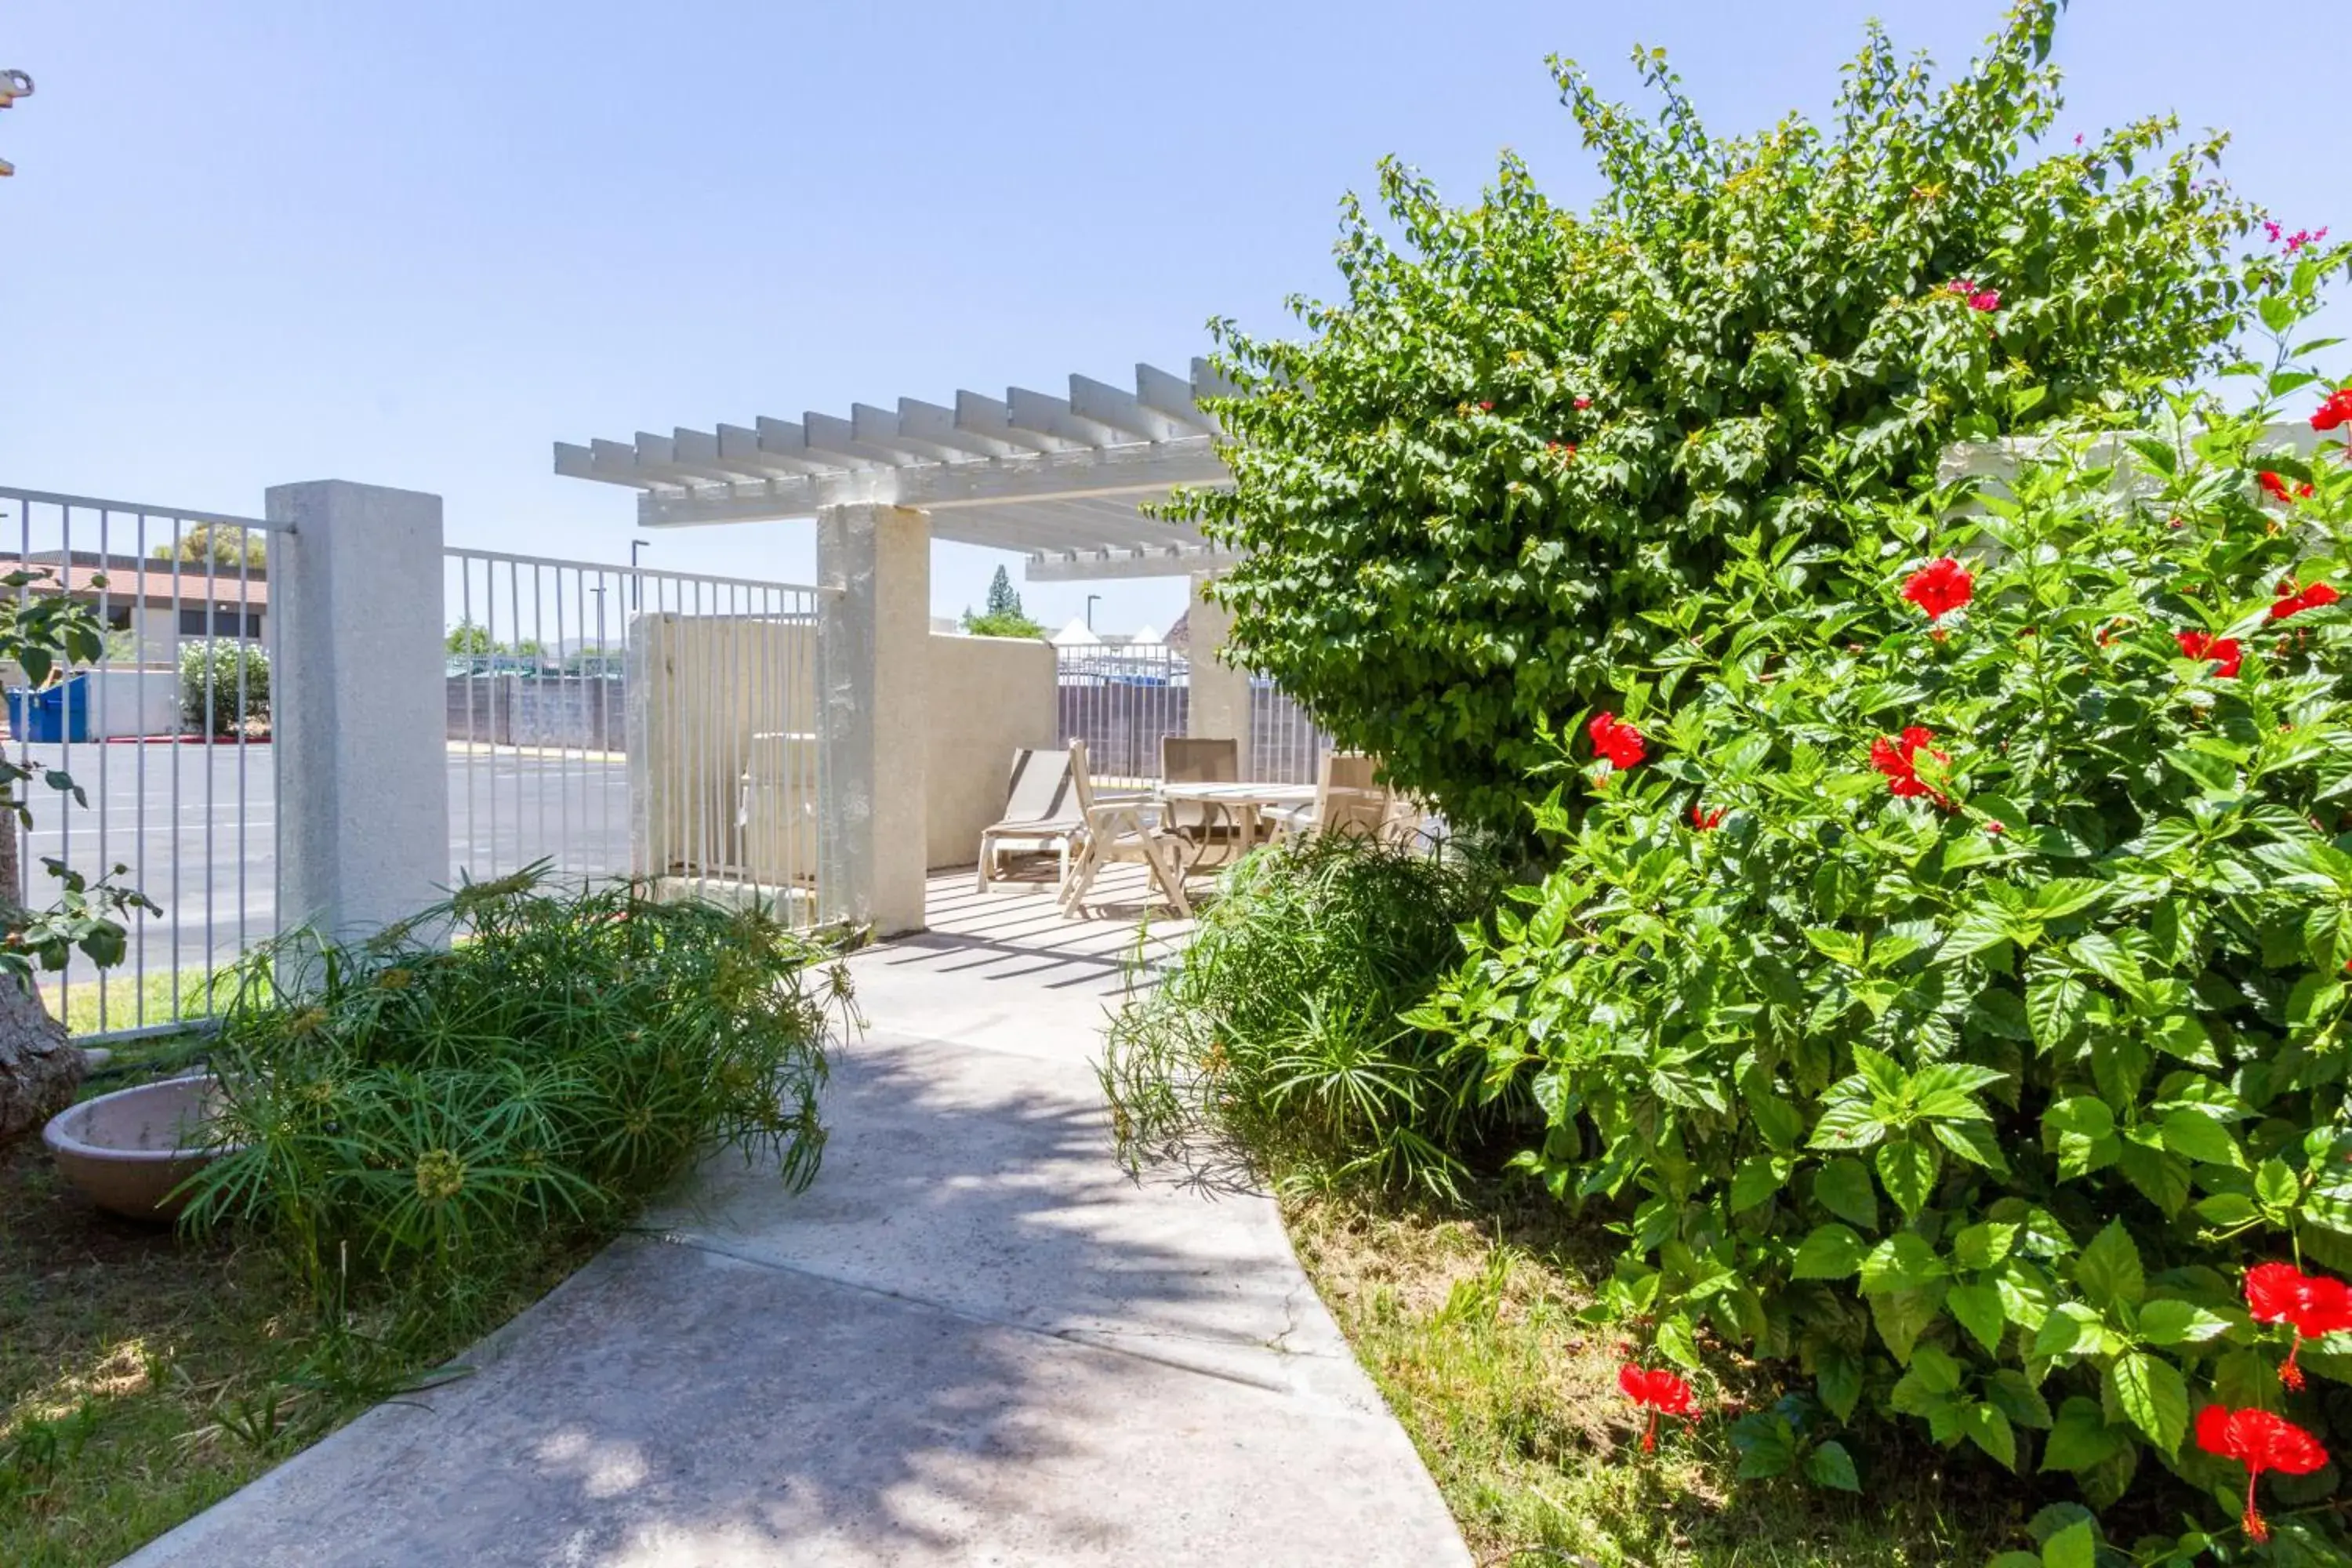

{"left": 562, "top": 361, "right": 1238, "bottom": 571}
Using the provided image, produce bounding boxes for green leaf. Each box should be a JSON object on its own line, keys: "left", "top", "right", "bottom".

{"left": 2256, "top": 1157, "right": 2303, "bottom": 1215}
{"left": 1960, "top": 1401, "right": 2018, "bottom": 1470}
{"left": 2105, "top": 1350, "right": 2188, "bottom": 1454}
{"left": 1876, "top": 1138, "right": 1939, "bottom": 1221}
{"left": 2043, "top": 1518, "right": 2100, "bottom": 1568}
{"left": 1953, "top": 1221, "right": 2019, "bottom": 1272}
{"left": 1816, "top": 1345, "right": 1863, "bottom": 1422}
{"left": 1870, "top": 1285, "right": 1945, "bottom": 1366}
{"left": 2027, "top": 968, "right": 2090, "bottom": 1050}
{"left": 1730, "top": 1152, "right": 1795, "bottom": 1213}
{"left": 2042, "top": 1096, "right": 2118, "bottom": 1179}
{"left": 1985, "top": 1369, "right": 2053, "bottom": 1430}
{"left": 1791, "top": 1223, "right": 1868, "bottom": 1279}
{"left": 2074, "top": 1221, "right": 2144, "bottom": 1311}
{"left": 1890, "top": 1343, "right": 1965, "bottom": 1408}
{"left": 1909, "top": 1062, "right": 2005, "bottom": 1120}
{"left": 2042, "top": 1396, "right": 2129, "bottom": 1473}
{"left": 2136, "top": 1298, "right": 2231, "bottom": 1347}
{"left": 1813, "top": 1156, "right": 1880, "bottom": 1228}
{"left": 1860, "top": 1231, "right": 1945, "bottom": 1294}
{"left": 2033, "top": 1302, "right": 2111, "bottom": 1360}
{"left": 1804, "top": 1438, "right": 1860, "bottom": 1494}
{"left": 2071, "top": 934, "right": 2148, "bottom": 1002}
{"left": 2159, "top": 1107, "right": 2243, "bottom": 1167}
{"left": 1948, "top": 1279, "right": 2009, "bottom": 1356}
{"left": 1729, "top": 1411, "right": 1798, "bottom": 1480}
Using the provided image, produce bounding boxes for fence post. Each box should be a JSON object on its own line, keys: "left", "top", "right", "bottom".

{"left": 815, "top": 502, "right": 930, "bottom": 935}
{"left": 267, "top": 481, "right": 451, "bottom": 938}
{"left": 1185, "top": 572, "right": 1250, "bottom": 777}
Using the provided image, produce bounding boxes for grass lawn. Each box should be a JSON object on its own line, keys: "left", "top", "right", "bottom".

{"left": 1285, "top": 1193, "right": 2015, "bottom": 1567}
{"left": 0, "top": 1070, "right": 579, "bottom": 1566}
{"left": 44, "top": 967, "right": 224, "bottom": 1043}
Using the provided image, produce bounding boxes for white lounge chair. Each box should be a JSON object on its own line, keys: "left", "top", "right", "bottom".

{"left": 975, "top": 746, "right": 1086, "bottom": 893}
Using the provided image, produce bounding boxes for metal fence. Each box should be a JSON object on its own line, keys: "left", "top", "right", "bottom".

{"left": 1057, "top": 644, "right": 1188, "bottom": 782}
{"left": 1054, "top": 645, "right": 1334, "bottom": 786}
{"left": 1249, "top": 680, "right": 1334, "bottom": 786}
{"left": 443, "top": 550, "right": 825, "bottom": 922}
{"left": 0, "top": 487, "right": 282, "bottom": 1041}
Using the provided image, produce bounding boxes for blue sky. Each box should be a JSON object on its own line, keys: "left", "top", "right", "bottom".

{"left": 2, "top": 2, "right": 2335, "bottom": 636}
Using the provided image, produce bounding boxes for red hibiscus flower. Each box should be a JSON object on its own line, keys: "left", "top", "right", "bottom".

{"left": 2176, "top": 630, "right": 2243, "bottom": 678}
{"left": 1870, "top": 727, "right": 1950, "bottom": 806}
{"left": 1573, "top": 396, "right": 1593, "bottom": 411}
{"left": 2314, "top": 388, "right": 2352, "bottom": 433}
{"left": 1588, "top": 713, "right": 1646, "bottom": 772}
{"left": 2259, "top": 471, "right": 2314, "bottom": 505}
{"left": 2246, "top": 1261, "right": 2352, "bottom": 1390}
{"left": 1477, "top": 401, "right": 1494, "bottom": 412}
{"left": 1548, "top": 441, "right": 1577, "bottom": 459}
{"left": 2196, "top": 1404, "right": 2329, "bottom": 1543}
{"left": 1900, "top": 557, "right": 1974, "bottom": 622}
{"left": 1618, "top": 1364, "right": 1699, "bottom": 1453}
{"left": 2272, "top": 579, "right": 2341, "bottom": 621}
{"left": 1690, "top": 804, "right": 1725, "bottom": 831}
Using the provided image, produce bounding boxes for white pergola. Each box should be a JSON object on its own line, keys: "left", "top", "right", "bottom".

{"left": 553, "top": 361, "right": 1253, "bottom": 937}
{"left": 554, "top": 361, "right": 1239, "bottom": 583}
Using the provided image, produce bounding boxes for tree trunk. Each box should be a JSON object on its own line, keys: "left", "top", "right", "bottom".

{"left": 0, "top": 782, "right": 82, "bottom": 1143}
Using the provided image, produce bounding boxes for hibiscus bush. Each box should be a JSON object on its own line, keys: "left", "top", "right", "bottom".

{"left": 1418, "top": 268, "right": 2352, "bottom": 1557}
{"left": 1174, "top": 0, "right": 2263, "bottom": 833}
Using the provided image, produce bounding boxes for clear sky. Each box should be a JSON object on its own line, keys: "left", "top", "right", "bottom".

{"left": 2, "top": 2, "right": 2335, "bottom": 637}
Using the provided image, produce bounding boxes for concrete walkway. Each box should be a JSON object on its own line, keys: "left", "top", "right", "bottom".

{"left": 125, "top": 868, "right": 1470, "bottom": 1567}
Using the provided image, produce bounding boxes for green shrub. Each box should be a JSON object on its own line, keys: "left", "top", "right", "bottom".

{"left": 178, "top": 638, "right": 268, "bottom": 735}
{"left": 1100, "top": 833, "right": 1504, "bottom": 1200}
{"left": 1417, "top": 274, "right": 2352, "bottom": 1555}
{"left": 183, "top": 869, "right": 849, "bottom": 1330}
{"left": 1171, "top": 1, "right": 2259, "bottom": 833}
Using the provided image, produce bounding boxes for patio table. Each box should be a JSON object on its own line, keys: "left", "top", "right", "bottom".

{"left": 1154, "top": 779, "right": 1316, "bottom": 865}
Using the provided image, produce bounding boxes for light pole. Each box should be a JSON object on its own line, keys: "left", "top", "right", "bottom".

{"left": 630, "top": 539, "right": 649, "bottom": 611}
{"left": 1085, "top": 593, "right": 1101, "bottom": 632}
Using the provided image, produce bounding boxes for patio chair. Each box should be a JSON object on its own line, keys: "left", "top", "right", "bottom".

{"left": 1267, "top": 753, "right": 1388, "bottom": 844}
{"left": 1158, "top": 735, "right": 1246, "bottom": 869}
{"left": 975, "top": 746, "right": 1085, "bottom": 893}
{"left": 1059, "top": 740, "right": 1192, "bottom": 919}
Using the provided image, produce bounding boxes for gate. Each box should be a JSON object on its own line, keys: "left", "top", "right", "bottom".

{"left": 443, "top": 549, "right": 825, "bottom": 923}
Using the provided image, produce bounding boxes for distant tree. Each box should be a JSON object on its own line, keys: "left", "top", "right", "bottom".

{"left": 985, "top": 565, "right": 1022, "bottom": 619}
{"left": 149, "top": 523, "right": 266, "bottom": 568}
{"left": 962, "top": 568, "right": 1045, "bottom": 638}
{"left": 446, "top": 620, "right": 494, "bottom": 656}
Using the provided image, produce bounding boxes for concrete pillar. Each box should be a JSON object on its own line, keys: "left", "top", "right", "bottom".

{"left": 266, "top": 480, "right": 450, "bottom": 938}
{"left": 1185, "top": 573, "right": 1250, "bottom": 777}
{"left": 816, "top": 503, "right": 930, "bottom": 936}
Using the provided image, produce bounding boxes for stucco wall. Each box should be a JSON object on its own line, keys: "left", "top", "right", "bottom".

{"left": 926, "top": 633, "right": 1057, "bottom": 872}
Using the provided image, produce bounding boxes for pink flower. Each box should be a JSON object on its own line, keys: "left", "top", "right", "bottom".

{"left": 1573, "top": 396, "right": 1593, "bottom": 411}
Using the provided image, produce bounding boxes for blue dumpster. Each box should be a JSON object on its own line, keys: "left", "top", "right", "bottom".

{"left": 5, "top": 673, "right": 92, "bottom": 743}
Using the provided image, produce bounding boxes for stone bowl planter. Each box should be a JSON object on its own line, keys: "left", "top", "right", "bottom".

{"left": 42, "top": 1073, "right": 239, "bottom": 1221}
